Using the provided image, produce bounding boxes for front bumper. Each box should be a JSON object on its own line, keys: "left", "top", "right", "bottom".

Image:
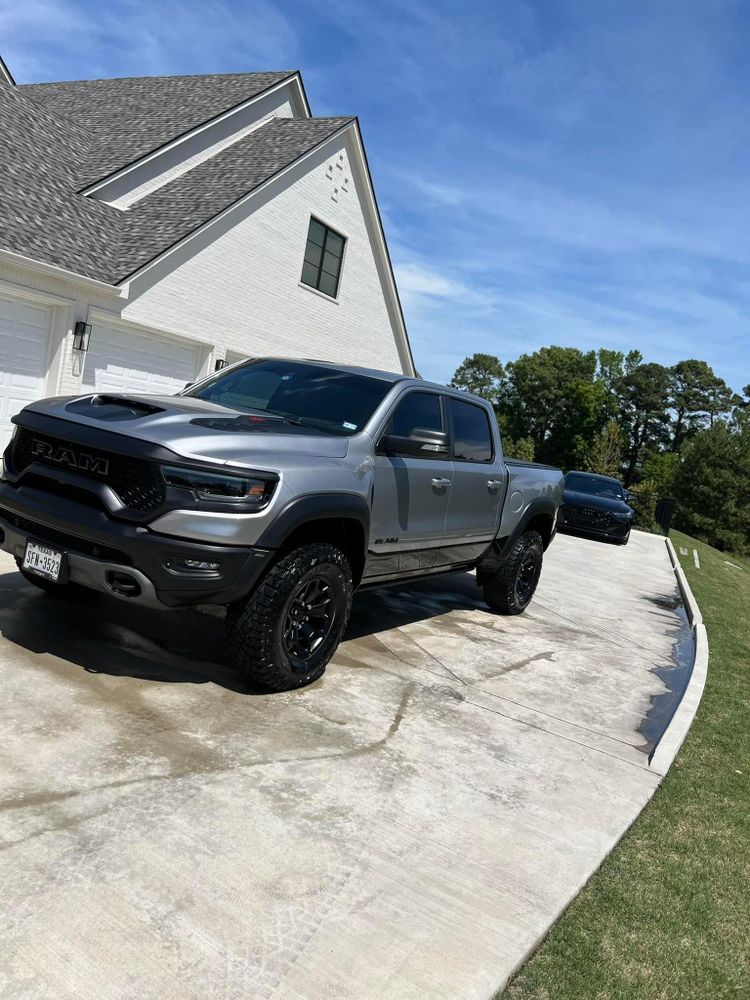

{"left": 556, "top": 508, "right": 632, "bottom": 541}
{"left": 0, "top": 481, "right": 274, "bottom": 609}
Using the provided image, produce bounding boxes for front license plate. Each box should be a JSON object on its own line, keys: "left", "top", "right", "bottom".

{"left": 22, "top": 540, "right": 64, "bottom": 582}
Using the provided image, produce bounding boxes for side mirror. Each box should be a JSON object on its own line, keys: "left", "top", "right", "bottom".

{"left": 624, "top": 490, "right": 636, "bottom": 504}
{"left": 381, "top": 428, "right": 450, "bottom": 458}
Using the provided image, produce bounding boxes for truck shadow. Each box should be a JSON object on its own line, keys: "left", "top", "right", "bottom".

{"left": 0, "top": 568, "right": 485, "bottom": 694}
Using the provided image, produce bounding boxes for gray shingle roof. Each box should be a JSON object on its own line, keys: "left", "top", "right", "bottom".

{"left": 20, "top": 72, "right": 294, "bottom": 188}
{"left": 0, "top": 83, "right": 121, "bottom": 280}
{"left": 1, "top": 71, "right": 351, "bottom": 285}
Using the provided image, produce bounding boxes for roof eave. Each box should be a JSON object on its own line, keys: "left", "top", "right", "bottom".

{"left": 0, "top": 247, "right": 121, "bottom": 295}
{"left": 0, "top": 55, "right": 15, "bottom": 86}
{"left": 347, "top": 118, "right": 416, "bottom": 377}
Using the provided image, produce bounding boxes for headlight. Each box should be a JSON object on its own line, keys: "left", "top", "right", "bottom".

{"left": 612, "top": 511, "right": 632, "bottom": 521}
{"left": 162, "top": 465, "right": 276, "bottom": 508}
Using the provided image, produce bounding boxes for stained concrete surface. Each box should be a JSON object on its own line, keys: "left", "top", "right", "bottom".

{"left": 0, "top": 532, "right": 689, "bottom": 999}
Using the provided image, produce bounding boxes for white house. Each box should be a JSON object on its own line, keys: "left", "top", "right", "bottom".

{"left": 0, "top": 55, "right": 415, "bottom": 447}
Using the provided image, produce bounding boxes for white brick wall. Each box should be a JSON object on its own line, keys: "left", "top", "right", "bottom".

{"left": 122, "top": 130, "right": 408, "bottom": 373}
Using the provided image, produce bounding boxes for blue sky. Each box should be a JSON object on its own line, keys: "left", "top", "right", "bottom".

{"left": 2, "top": 0, "right": 749, "bottom": 389}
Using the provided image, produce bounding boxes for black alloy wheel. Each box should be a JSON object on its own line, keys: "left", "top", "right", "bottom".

{"left": 282, "top": 574, "right": 337, "bottom": 670}
{"left": 515, "top": 546, "right": 541, "bottom": 605}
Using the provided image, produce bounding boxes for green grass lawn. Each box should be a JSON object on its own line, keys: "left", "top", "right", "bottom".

{"left": 502, "top": 531, "right": 750, "bottom": 1000}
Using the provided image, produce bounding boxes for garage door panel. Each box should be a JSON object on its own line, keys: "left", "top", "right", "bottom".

{"left": 84, "top": 324, "right": 202, "bottom": 396}
{"left": 0, "top": 293, "right": 52, "bottom": 447}
{"left": 0, "top": 299, "right": 49, "bottom": 328}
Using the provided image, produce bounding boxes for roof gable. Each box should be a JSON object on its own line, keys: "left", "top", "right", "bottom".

{"left": 20, "top": 71, "right": 295, "bottom": 189}
{"left": 1, "top": 75, "right": 350, "bottom": 285}
{"left": 114, "top": 116, "right": 354, "bottom": 283}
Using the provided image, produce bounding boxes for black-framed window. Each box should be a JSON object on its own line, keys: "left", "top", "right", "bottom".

{"left": 449, "top": 397, "right": 494, "bottom": 462}
{"left": 301, "top": 217, "right": 346, "bottom": 298}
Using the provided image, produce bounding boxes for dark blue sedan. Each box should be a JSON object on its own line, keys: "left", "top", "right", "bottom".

{"left": 557, "top": 471, "right": 635, "bottom": 545}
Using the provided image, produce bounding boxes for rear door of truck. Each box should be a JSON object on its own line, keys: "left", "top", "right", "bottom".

{"left": 443, "top": 395, "right": 506, "bottom": 558}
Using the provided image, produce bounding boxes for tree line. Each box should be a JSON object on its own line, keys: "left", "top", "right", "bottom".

{"left": 449, "top": 347, "right": 750, "bottom": 554}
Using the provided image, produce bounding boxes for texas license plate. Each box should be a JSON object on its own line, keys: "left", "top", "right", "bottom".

{"left": 23, "top": 540, "right": 64, "bottom": 581}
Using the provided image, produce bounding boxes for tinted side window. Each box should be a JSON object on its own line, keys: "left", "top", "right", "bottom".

{"left": 390, "top": 392, "right": 443, "bottom": 437}
{"left": 450, "top": 398, "right": 493, "bottom": 462}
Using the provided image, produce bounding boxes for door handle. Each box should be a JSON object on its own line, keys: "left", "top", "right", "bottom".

{"left": 487, "top": 479, "right": 504, "bottom": 488}
{"left": 431, "top": 477, "right": 452, "bottom": 488}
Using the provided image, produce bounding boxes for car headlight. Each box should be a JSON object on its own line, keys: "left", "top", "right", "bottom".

{"left": 162, "top": 465, "right": 276, "bottom": 508}
{"left": 612, "top": 511, "right": 632, "bottom": 521}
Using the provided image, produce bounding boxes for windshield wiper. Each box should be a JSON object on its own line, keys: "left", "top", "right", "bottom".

{"left": 265, "top": 412, "right": 339, "bottom": 433}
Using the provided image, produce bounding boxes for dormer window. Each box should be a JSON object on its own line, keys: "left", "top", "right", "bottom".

{"left": 301, "top": 217, "right": 345, "bottom": 298}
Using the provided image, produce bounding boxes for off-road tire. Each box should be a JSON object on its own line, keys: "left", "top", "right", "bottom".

{"left": 226, "top": 543, "right": 353, "bottom": 691}
{"left": 483, "top": 530, "right": 544, "bottom": 615}
{"left": 16, "top": 561, "right": 73, "bottom": 596}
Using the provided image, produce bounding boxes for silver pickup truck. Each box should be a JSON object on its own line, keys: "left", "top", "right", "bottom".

{"left": 0, "top": 358, "right": 563, "bottom": 690}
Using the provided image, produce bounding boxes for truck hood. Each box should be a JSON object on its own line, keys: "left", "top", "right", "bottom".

{"left": 21, "top": 393, "right": 351, "bottom": 466}
{"left": 562, "top": 489, "right": 632, "bottom": 515}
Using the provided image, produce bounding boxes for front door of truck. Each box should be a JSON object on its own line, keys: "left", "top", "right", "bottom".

{"left": 368, "top": 390, "right": 453, "bottom": 578}
{"left": 444, "top": 396, "right": 505, "bottom": 559}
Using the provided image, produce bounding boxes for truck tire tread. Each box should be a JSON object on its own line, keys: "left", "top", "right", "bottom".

{"left": 226, "top": 542, "right": 353, "bottom": 691}
{"left": 483, "top": 529, "right": 544, "bottom": 615}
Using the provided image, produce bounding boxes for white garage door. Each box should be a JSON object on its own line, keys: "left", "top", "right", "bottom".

{"left": 83, "top": 324, "right": 203, "bottom": 396}
{"left": 0, "top": 292, "right": 53, "bottom": 448}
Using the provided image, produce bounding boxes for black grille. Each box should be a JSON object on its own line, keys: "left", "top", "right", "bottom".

{"left": 0, "top": 508, "right": 132, "bottom": 564}
{"left": 567, "top": 505, "right": 612, "bottom": 529}
{"left": 12, "top": 429, "right": 165, "bottom": 513}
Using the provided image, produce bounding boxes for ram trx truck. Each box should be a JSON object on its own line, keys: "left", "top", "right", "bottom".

{"left": 0, "top": 358, "right": 563, "bottom": 690}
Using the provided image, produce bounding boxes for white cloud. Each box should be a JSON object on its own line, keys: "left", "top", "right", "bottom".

{"left": 0, "top": 0, "right": 298, "bottom": 82}
{"left": 395, "top": 262, "right": 468, "bottom": 300}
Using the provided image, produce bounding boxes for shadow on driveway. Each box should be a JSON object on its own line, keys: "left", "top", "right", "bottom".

{"left": 0, "top": 568, "right": 487, "bottom": 694}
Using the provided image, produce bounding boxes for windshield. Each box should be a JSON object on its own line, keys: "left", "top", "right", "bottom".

{"left": 184, "top": 359, "right": 392, "bottom": 436}
{"left": 565, "top": 472, "right": 624, "bottom": 499}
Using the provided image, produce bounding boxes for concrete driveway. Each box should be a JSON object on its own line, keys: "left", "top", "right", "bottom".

{"left": 1, "top": 531, "right": 690, "bottom": 999}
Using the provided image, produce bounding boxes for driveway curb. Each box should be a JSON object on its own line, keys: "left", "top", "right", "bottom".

{"left": 649, "top": 538, "right": 709, "bottom": 776}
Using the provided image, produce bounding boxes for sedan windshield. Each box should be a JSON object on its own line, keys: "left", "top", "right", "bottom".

{"left": 565, "top": 472, "right": 623, "bottom": 499}
{"left": 184, "top": 359, "right": 392, "bottom": 436}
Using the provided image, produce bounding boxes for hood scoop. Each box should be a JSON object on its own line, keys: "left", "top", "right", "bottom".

{"left": 65, "top": 395, "right": 165, "bottom": 421}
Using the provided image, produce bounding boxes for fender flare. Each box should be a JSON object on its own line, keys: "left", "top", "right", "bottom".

{"left": 255, "top": 492, "right": 370, "bottom": 554}
{"left": 478, "top": 496, "right": 558, "bottom": 577}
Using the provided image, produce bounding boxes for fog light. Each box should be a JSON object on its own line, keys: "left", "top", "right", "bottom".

{"left": 184, "top": 558, "right": 220, "bottom": 571}
{"left": 163, "top": 556, "right": 221, "bottom": 576}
